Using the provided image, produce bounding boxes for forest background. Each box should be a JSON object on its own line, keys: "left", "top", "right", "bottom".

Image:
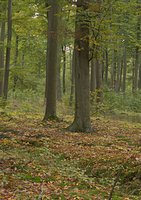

{"left": 0, "top": 0, "right": 141, "bottom": 122}
{"left": 1, "top": 0, "right": 141, "bottom": 199}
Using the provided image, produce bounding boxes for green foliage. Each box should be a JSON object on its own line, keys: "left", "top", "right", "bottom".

{"left": 5, "top": 88, "right": 44, "bottom": 114}
{"left": 104, "top": 91, "right": 141, "bottom": 113}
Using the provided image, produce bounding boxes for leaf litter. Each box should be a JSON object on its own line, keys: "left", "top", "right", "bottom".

{"left": 0, "top": 114, "right": 141, "bottom": 199}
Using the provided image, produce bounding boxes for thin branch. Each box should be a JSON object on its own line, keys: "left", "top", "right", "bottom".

{"left": 108, "top": 170, "right": 122, "bottom": 200}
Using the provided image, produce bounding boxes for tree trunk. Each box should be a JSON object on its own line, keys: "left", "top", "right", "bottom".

{"left": 133, "top": 15, "right": 140, "bottom": 92}
{"left": 68, "top": 0, "right": 91, "bottom": 132}
{"left": 62, "top": 45, "right": 66, "bottom": 94}
{"left": 115, "top": 49, "right": 121, "bottom": 92}
{"left": 133, "top": 47, "right": 139, "bottom": 92}
{"left": 69, "top": 49, "right": 75, "bottom": 107}
{"left": 95, "top": 54, "right": 103, "bottom": 103}
{"left": 57, "top": 55, "right": 62, "bottom": 101}
{"left": 44, "top": 0, "right": 58, "bottom": 120}
{"left": 101, "top": 52, "right": 104, "bottom": 81}
{"left": 111, "top": 50, "right": 117, "bottom": 90}
{"left": 119, "top": 58, "right": 123, "bottom": 92}
{"left": 3, "top": 0, "right": 12, "bottom": 100}
{"left": 56, "top": 22, "right": 62, "bottom": 102}
{"left": 90, "top": 58, "right": 96, "bottom": 92}
{"left": 122, "top": 46, "right": 127, "bottom": 93}
{"left": 13, "top": 35, "right": 19, "bottom": 92}
{"left": 132, "top": 56, "right": 135, "bottom": 93}
{"left": 138, "top": 52, "right": 141, "bottom": 89}
{"left": 105, "top": 49, "right": 108, "bottom": 85}
{"left": 0, "top": 22, "right": 5, "bottom": 97}
{"left": 138, "top": 17, "right": 141, "bottom": 89}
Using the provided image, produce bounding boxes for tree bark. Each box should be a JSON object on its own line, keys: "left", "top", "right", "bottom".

{"left": 44, "top": 0, "right": 58, "bottom": 120}
{"left": 3, "top": 0, "right": 12, "bottom": 100}
{"left": 68, "top": 0, "right": 91, "bottom": 132}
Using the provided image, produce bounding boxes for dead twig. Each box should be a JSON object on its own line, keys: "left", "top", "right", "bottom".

{"left": 108, "top": 169, "right": 122, "bottom": 200}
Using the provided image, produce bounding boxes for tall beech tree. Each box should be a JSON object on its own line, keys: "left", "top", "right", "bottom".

{"left": 68, "top": 0, "right": 91, "bottom": 132}
{"left": 44, "top": 0, "right": 59, "bottom": 120}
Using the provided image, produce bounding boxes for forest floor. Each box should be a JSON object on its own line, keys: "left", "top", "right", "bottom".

{"left": 0, "top": 113, "right": 141, "bottom": 200}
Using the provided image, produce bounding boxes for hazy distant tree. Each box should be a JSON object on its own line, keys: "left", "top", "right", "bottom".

{"left": 0, "top": 22, "right": 5, "bottom": 97}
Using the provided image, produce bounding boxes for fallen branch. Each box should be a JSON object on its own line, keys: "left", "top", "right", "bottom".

{"left": 108, "top": 169, "right": 122, "bottom": 200}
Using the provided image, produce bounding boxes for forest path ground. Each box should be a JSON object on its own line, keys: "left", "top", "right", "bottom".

{"left": 0, "top": 113, "right": 141, "bottom": 200}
